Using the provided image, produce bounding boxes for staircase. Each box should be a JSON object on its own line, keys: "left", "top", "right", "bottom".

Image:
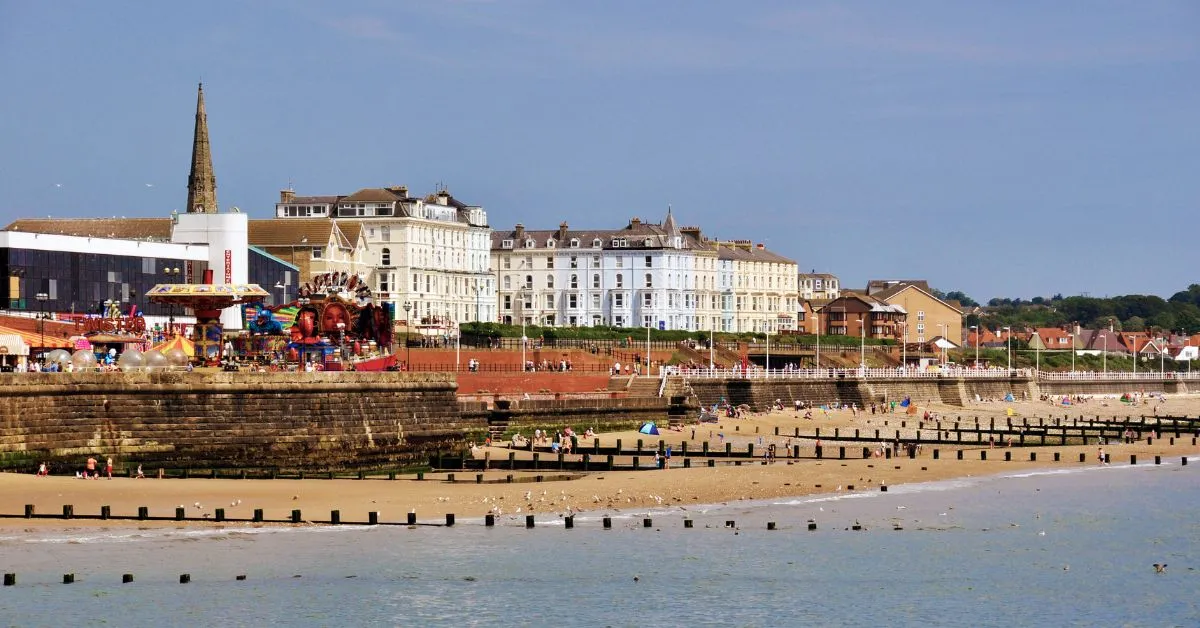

{"left": 626, "top": 376, "right": 661, "bottom": 397}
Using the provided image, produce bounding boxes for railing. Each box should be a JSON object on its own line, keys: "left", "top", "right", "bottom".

{"left": 407, "top": 362, "right": 613, "bottom": 373}
{"left": 663, "top": 366, "right": 1198, "bottom": 381}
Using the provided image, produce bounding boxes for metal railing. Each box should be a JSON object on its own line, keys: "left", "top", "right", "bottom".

{"left": 662, "top": 366, "right": 1197, "bottom": 381}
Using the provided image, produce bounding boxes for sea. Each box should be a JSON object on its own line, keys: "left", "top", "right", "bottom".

{"left": 2, "top": 458, "right": 1198, "bottom": 627}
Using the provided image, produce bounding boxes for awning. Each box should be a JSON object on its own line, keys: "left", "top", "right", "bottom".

{"left": 0, "top": 333, "right": 29, "bottom": 356}
{"left": 0, "top": 325, "right": 73, "bottom": 350}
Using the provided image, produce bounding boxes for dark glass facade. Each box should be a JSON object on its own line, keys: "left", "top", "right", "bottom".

{"left": 2, "top": 247, "right": 298, "bottom": 315}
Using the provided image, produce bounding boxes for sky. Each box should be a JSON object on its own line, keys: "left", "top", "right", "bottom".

{"left": 1, "top": 0, "right": 1197, "bottom": 302}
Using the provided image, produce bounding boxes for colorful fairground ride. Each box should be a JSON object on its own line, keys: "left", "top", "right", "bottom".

{"left": 238, "top": 271, "right": 397, "bottom": 371}
{"left": 145, "top": 278, "right": 270, "bottom": 366}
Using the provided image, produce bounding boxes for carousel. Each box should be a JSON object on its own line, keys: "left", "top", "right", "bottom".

{"left": 145, "top": 282, "right": 270, "bottom": 365}
{"left": 238, "top": 271, "right": 397, "bottom": 371}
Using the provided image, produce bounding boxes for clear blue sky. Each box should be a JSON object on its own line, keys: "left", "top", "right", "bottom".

{"left": 1, "top": 0, "right": 1197, "bottom": 302}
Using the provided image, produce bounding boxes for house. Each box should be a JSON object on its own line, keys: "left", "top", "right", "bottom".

{"left": 1028, "top": 327, "right": 1074, "bottom": 351}
{"left": 865, "top": 280, "right": 963, "bottom": 345}
{"left": 1075, "top": 327, "right": 1130, "bottom": 356}
{"left": 815, "top": 292, "right": 906, "bottom": 340}
{"left": 798, "top": 272, "right": 841, "bottom": 300}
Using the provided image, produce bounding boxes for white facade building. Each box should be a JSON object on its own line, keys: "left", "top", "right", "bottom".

{"left": 491, "top": 210, "right": 795, "bottom": 332}
{"left": 274, "top": 187, "right": 495, "bottom": 326}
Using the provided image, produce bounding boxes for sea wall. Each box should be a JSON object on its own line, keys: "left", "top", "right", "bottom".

{"left": 0, "top": 372, "right": 478, "bottom": 472}
{"left": 686, "top": 377, "right": 1040, "bottom": 411}
{"left": 463, "top": 396, "right": 673, "bottom": 439}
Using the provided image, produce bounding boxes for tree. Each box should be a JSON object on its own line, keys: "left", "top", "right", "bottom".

{"left": 1124, "top": 316, "right": 1146, "bottom": 332}
{"left": 943, "top": 290, "right": 979, "bottom": 307}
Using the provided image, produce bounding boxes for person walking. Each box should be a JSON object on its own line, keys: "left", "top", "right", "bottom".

{"left": 105, "top": 457, "right": 114, "bottom": 479}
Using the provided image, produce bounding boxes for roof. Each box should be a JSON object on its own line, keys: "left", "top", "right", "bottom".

{"left": 817, "top": 292, "right": 902, "bottom": 313}
{"left": 281, "top": 196, "right": 340, "bottom": 205}
{"left": 248, "top": 219, "right": 338, "bottom": 248}
{"left": 798, "top": 272, "right": 838, "bottom": 279}
{"left": 868, "top": 281, "right": 962, "bottom": 314}
{"left": 4, "top": 218, "right": 173, "bottom": 241}
{"left": 340, "top": 188, "right": 402, "bottom": 203}
{"left": 866, "top": 279, "right": 931, "bottom": 296}
{"left": 713, "top": 242, "right": 796, "bottom": 265}
{"left": 491, "top": 218, "right": 707, "bottom": 253}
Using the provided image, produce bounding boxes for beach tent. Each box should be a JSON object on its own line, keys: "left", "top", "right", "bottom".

{"left": 899, "top": 398, "right": 911, "bottom": 408}
{"left": 1004, "top": 393, "right": 1015, "bottom": 402}
{"left": 639, "top": 422, "right": 660, "bottom": 435}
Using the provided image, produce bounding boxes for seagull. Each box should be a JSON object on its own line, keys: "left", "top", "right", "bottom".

{"left": 1153, "top": 563, "right": 1167, "bottom": 574}
{"left": 54, "top": 183, "right": 62, "bottom": 188}
{"left": 1038, "top": 530, "right": 1046, "bottom": 536}
{"left": 145, "top": 183, "right": 154, "bottom": 187}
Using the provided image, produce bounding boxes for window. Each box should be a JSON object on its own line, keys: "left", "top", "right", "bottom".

{"left": 524, "top": 239, "right": 535, "bottom": 248}
{"left": 311, "top": 247, "right": 323, "bottom": 259}
{"left": 616, "top": 274, "right": 624, "bottom": 288}
{"left": 614, "top": 294, "right": 624, "bottom": 308}
{"left": 546, "top": 256, "right": 554, "bottom": 269}
{"left": 546, "top": 275, "right": 554, "bottom": 289}
{"left": 592, "top": 274, "right": 600, "bottom": 289}
{"left": 568, "top": 294, "right": 578, "bottom": 309}
{"left": 644, "top": 255, "right": 652, "bottom": 268}
{"left": 503, "top": 257, "right": 511, "bottom": 269}
{"left": 569, "top": 256, "right": 578, "bottom": 268}
{"left": 525, "top": 275, "right": 533, "bottom": 289}
{"left": 413, "top": 273, "right": 419, "bottom": 291}
{"left": 592, "top": 238, "right": 602, "bottom": 248}
{"left": 916, "top": 323, "right": 925, "bottom": 334}
{"left": 917, "top": 311, "right": 926, "bottom": 321}
{"left": 592, "top": 255, "right": 600, "bottom": 268}
{"left": 503, "top": 276, "right": 512, "bottom": 290}
{"left": 643, "top": 293, "right": 652, "bottom": 307}
{"left": 503, "top": 295, "right": 512, "bottom": 310}
{"left": 616, "top": 257, "right": 624, "bottom": 268}
{"left": 570, "top": 274, "right": 578, "bottom": 289}
{"left": 592, "top": 294, "right": 601, "bottom": 309}
{"left": 502, "top": 239, "right": 514, "bottom": 249}
{"left": 379, "top": 273, "right": 390, "bottom": 292}
{"left": 381, "top": 248, "right": 391, "bottom": 266}
{"left": 570, "top": 238, "right": 580, "bottom": 248}
{"left": 644, "top": 273, "right": 653, "bottom": 288}
{"left": 545, "top": 294, "right": 554, "bottom": 309}
{"left": 546, "top": 239, "right": 556, "bottom": 248}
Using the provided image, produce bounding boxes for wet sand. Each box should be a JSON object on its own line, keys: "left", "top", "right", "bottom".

{"left": 2, "top": 394, "right": 1197, "bottom": 529}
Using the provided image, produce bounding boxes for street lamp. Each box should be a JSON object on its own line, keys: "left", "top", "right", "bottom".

{"left": 1159, "top": 336, "right": 1165, "bottom": 377}
{"left": 274, "top": 280, "right": 291, "bottom": 306}
{"left": 814, "top": 310, "right": 820, "bottom": 371}
{"left": 1101, "top": 328, "right": 1109, "bottom": 374}
{"left": 969, "top": 325, "right": 980, "bottom": 368}
{"left": 855, "top": 317, "right": 865, "bottom": 371}
{"left": 403, "top": 301, "right": 412, "bottom": 370}
{"left": 1069, "top": 333, "right": 1075, "bottom": 372}
{"left": 765, "top": 328, "right": 770, "bottom": 376}
{"left": 35, "top": 292, "right": 49, "bottom": 358}
{"left": 164, "top": 267, "right": 183, "bottom": 336}
{"left": 1003, "top": 326, "right": 1012, "bottom": 372}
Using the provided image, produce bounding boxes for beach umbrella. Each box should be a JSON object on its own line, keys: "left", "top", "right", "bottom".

{"left": 639, "top": 422, "right": 660, "bottom": 435}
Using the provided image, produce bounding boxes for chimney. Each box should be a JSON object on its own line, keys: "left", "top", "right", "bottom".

{"left": 558, "top": 221, "right": 569, "bottom": 242}
{"left": 681, "top": 226, "right": 702, "bottom": 242}
{"left": 437, "top": 190, "right": 450, "bottom": 205}
{"left": 630, "top": 217, "right": 641, "bottom": 228}
{"left": 515, "top": 223, "right": 525, "bottom": 240}
{"left": 280, "top": 189, "right": 295, "bottom": 203}
{"left": 756, "top": 243, "right": 765, "bottom": 250}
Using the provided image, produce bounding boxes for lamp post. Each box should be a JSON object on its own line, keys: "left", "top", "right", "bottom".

{"left": 35, "top": 292, "right": 49, "bottom": 358}
{"left": 1102, "top": 327, "right": 1109, "bottom": 374}
{"left": 402, "top": 301, "right": 412, "bottom": 370}
{"left": 1159, "top": 336, "right": 1165, "bottom": 377}
{"left": 337, "top": 321, "right": 346, "bottom": 366}
{"left": 645, "top": 323, "right": 651, "bottom": 377}
{"left": 1069, "top": 333, "right": 1075, "bottom": 372}
{"left": 814, "top": 311, "right": 820, "bottom": 371}
{"left": 902, "top": 326, "right": 908, "bottom": 372}
{"left": 1003, "top": 327, "right": 1012, "bottom": 372}
{"left": 164, "top": 267, "right": 183, "bottom": 336}
{"left": 274, "top": 280, "right": 290, "bottom": 306}
{"left": 969, "top": 325, "right": 980, "bottom": 368}
{"left": 709, "top": 327, "right": 714, "bottom": 370}
{"left": 937, "top": 323, "right": 948, "bottom": 365}
{"left": 855, "top": 318, "right": 865, "bottom": 372}
{"left": 765, "top": 328, "right": 770, "bottom": 376}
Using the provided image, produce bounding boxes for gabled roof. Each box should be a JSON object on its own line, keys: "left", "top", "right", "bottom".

{"left": 5, "top": 218, "right": 173, "bottom": 241}
{"left": 340, "top": 188, "right": 402, "bottom": 203}
{"left": 866, "top": 279, "right": 930, "bottom": 296}
{"left": 869, "top": 281, "right": 962, "bottom": 314}
{"left": 248, "top": 219, "right": 339, "bottom": 248}
{"left": 491, "top": 217, "right": 707, "bottom": 252}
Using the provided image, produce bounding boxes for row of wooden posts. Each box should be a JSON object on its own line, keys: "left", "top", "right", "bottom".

{"left": 6, "top": 453, "right": 1190, "bottom": 526}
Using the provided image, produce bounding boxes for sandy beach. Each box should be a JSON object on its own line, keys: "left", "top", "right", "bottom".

{"left": 3, "top": 394, "right": 1197, "bottom": 529}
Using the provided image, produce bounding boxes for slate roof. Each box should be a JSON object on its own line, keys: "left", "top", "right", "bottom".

{"left": 4, "top": 218, "right": 173, "bottom": 241}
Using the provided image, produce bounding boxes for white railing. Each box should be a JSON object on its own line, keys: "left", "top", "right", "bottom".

{"left": 664, "top": 366, "right": 1198, "bottom": 381}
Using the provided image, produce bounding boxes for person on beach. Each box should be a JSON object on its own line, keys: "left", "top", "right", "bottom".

{"left": 1098, "top": 448, "right": 1106, "bottom": 465}
{"left": 664, "top": 445, "right": 672, "bottom": 469}
{"left": 37, "top": 462, "right": 48, "bottom": 477}
{"left": 106, "top": 457, "right": 113, "bottom": 479}
{"left": 135, "top": 464, "right": 145, "bottom": 479}
{"left": 86, "top": 457, "right": 97, "bottom": 479}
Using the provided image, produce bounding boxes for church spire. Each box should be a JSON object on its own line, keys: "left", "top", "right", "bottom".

{"left": 186, "top": 82, "right": 218, "bottom": 214}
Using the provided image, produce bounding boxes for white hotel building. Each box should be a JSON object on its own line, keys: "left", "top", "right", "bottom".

{"left": 491, "top": 210, "right": 797, "bottom": 332}
{"left": 274, "top": 187, "right": 496, "bottom": 325}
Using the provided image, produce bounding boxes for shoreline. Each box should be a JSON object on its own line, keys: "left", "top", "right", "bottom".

{"left": 2, "top": 439, "right": 1194, "bottom": 531}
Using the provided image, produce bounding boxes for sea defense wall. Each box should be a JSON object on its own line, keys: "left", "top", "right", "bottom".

{"left": 686, "top": 377, "right": 1041, "bottom": 411}
{"left": 0, "top": 372, "right": 476, "bottom": 472}
{"left": 463, "top": 396, "right": 673, "bottom": 439}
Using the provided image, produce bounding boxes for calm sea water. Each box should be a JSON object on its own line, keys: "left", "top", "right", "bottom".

{"left": 2, "top": 459, "right": 1198, "bottom": 627}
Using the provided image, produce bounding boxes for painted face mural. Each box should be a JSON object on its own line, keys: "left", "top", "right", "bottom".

{"left": 321, "top": 303, "right": 351, "bottom": 336}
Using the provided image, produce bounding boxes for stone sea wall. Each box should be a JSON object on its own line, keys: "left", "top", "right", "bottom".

{"left": 687, "top": 377, "right": 1041, "bottom": 411}
{"left": 0, "top": 372, "right": 477, "bottom": 472}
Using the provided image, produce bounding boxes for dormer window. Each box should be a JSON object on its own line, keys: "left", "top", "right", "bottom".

{"left": 592, "top": 238, "right": 602, "bottom": 248}
{"left": 570, "top": 238, "right": 580, "bottom": 248}
{"left": 524, "top": 239, "right": 535, "bottom": 249}
{"left": 644, "top": 238, "right": 653, "bottom": 247}
{"left": 501, "top": 239, "right": 514, "bottom": 249}
{"left": 546, "top": 238, "right": 556, "bottom": 248}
